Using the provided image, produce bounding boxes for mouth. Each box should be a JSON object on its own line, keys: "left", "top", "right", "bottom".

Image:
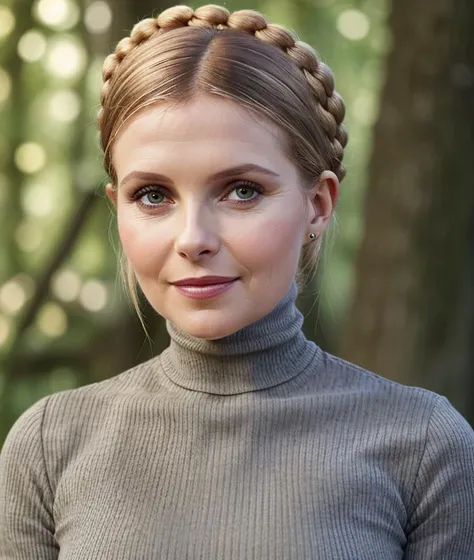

{"left": 171, "top": 277, "right": 239, "bottom": 300}
{"left": 171, "top": 276, "right": 239, "bottom": 287}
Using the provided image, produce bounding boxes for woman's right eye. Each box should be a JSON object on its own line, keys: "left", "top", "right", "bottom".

{"left": 132, "top": 186, "right": 169, "bottom": 208}
{"left": 141, "top": 191, "right": 165, "bottom": 206}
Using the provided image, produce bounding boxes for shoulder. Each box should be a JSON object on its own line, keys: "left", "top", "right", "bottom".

{"left": 1, "top": 395, "right": 50, "bottom": 460}
{"left": 312, "top": 349, "right": 474, "bottom": 455}
{"left": 314, "top": 350, "right": 474, "bottom": 503}
{"left": 324, "top": 347, "right": 474, "bottom": 445}
{"left": 405, "top": 394, "right": 474, "bottom": 548}
{"left": 1, "top": 354, "right": 164, "bottom": 495}
{"left": 2, "top": 353, "right": 162, "bottom": 463}
{"left": 41, "top": 353, "right": 162, "bottom": 416}
{"left": 418, "top": 394, "right": 474, "bottom": 473}
{"left": 314, "top": 348, "right": 442, "bottom": 415}
{"left": 41, "top": 354, "right": 166, "bottom": 430}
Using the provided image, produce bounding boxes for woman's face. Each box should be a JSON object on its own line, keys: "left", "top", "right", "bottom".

{"left": 107, "top": 94, "right": 338, "bottom": 339}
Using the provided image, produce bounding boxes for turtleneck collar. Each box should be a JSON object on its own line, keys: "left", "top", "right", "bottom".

{"left": 159, "top": 281, "right": 320, "bottom": 395}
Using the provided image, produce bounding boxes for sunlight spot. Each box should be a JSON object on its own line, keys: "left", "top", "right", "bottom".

{"left": 0, "top": 6, "right": 15, "bottom": 39}
{"left": 84, "top": 1, "right": 112, "bottom": 34}
{"left": 18, "top": 30, "right": 47, "bottom": 62}
{"left": 51, "top": 269, "right": 82, "bottom": 302}
{"left": 35, "top": 0, "right": 79, "bottom": 31}
{"left": 0, "top": 280, "right": 27, "bottom": 315}
{"left": 44, "top": 35, "right": 86, "bottom": 79}
{"left": 14, "top": 143, "right": 46, "bottom": 174}
{"left": 36, "top": 302, "right": 68, "bottom": 337}
{"left": 49, "top": 89, "right": 81, "bottom": 122}
{"left": 352, "top": 91, "right": 378, "bottom": 126}
{"left": 79, "top": 279, "right": 108, "bottom": 312}
{"left": 21, "top": 181, "right": 54, "bottom": 217}
{"left": 337, "top": 10, "right": 370, "bottom": 41}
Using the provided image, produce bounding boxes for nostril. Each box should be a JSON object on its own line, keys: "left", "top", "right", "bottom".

{"left": 178, "top": 248, "right": 212, "bottom": 259}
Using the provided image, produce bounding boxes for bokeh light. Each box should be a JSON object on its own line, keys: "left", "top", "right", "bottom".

{"left": 337, "top": 10, "right": 370, "bottom": 41}
{"left": 17, "top": 30, "right": 47, "bottom": 63}
{"left": 36, "top": 302, "right": 68, "bottom": 337}
{"left": 35, "top": 0, "right": 80, "bottom": 31}
{"left": 44, "top": 35, "right": 87, "bottom": 79}
{"left": 51, "top": 269, "right": 82, "bottom": 302}
{"left": 79, "top": 279, "right": 108, "bottom": 312}
{"left": 15, "top": 220, "right": 44, "bottom": 252}
{"left": 20, "top": 181, "right": 54, "bottom": 217}
{"left": 14, "top": 143, "right": 47, "bottom": 174}
{"left": 0, "top": 67, "right": 12, "bottom": 103}
{"left": 0, "top": 6, "right": 15, "bottom": 40}
{"left": 0, "top": 280, "right": 27, "bottom": 316}
{"left": 353, "top": 92, "right": 378, "bottom": 126}
{"left": 48, "top": 89, "right": 81, "bottom": 122}
{"left": 84, "top": 1, "right": 112, "bottom": 35}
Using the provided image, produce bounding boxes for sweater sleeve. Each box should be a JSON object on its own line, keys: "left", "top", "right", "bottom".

{"left": 0, "top": 396, "right": 59, "bottom": 559}
{"left": 403, "top": 396, "right": 474, "bottom": 559}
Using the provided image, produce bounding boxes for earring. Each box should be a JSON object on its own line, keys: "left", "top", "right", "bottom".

{"left": 309, "top": 233, "right": 316, "bottom": 240}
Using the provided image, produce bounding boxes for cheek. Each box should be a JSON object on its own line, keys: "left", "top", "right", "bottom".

{"left": 233, "top": 207, "right": 304, "bottom": 271}
{"left": 117, "top": 211, "right": 167, "bottom": 273}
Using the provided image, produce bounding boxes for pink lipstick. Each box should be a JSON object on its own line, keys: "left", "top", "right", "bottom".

{"left": 171, "top": 276, "right": 239, "bottom": 300}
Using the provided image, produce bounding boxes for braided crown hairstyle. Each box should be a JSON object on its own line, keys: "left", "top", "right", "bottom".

{"left": 98, "top": 4, "right": 348, "bottom": 319}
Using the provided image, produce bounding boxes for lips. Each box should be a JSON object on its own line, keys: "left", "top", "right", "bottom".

{"left": 172, "top": 277, "right": 239, "bottom": 300}
{"left": 171, "top": 276, "right": 238, "bottom": 287}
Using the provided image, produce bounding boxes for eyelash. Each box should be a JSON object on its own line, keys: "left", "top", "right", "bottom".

{"left": 130, "top": 180, "right": 263, "bottom": 210}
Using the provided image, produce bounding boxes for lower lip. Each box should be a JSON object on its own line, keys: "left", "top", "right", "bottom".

{"left": 173, "top": 280, "right": 238, "bottom": 300}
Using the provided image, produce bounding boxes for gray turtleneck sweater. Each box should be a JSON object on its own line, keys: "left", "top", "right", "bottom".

{"left": 1, "top": 283, "right": 474, "bottom": 559}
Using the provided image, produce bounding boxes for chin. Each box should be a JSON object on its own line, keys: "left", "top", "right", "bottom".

{"left": 170, "top": 307, "right": 251, "bottom": 340}
{"left": 177, "top": 318, "right": 239, "bottom": 340}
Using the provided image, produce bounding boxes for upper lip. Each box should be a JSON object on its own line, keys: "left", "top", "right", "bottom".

{"left": 171, "top": 276, "right": 238, "bottom": 286}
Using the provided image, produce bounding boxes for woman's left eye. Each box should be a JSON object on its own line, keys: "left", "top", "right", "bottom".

{"left": 225, "top": 182, "right": 262, "bottom": 203}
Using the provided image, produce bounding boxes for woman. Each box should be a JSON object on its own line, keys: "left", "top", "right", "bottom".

{"left": 1, "top": 4, "right": 473, "bottom": 558}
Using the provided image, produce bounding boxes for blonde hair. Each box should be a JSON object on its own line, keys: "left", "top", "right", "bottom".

{"left": 98, "top": 4, "right": 348, "bottom": 329}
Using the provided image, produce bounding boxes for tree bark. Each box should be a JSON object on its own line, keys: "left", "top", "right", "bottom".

{"left": 340, "top": 0, "right": 474, "bottom": 421}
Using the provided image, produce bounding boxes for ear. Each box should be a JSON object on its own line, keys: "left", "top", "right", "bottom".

{"left": 306, "top": 170, "right": 340, "bottom": 236}
{"left": 105, "top": 183, "right": 117, "bottom": 209}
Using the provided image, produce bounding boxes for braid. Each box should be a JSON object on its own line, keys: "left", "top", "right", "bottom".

{"left": 99, "top": 4, "right": 348, "bottom": 181}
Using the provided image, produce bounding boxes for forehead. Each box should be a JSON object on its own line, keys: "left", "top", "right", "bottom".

{"left": 112, "top": 94, "right": 296, "bottom": 180}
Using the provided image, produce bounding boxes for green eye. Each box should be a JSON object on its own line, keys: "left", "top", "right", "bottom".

{"left": 234, "top": 186, "right": 257, "bottom": 200}
{"left": 144, "top": 192, "right": 164, "bottom": 204}
{"left": 225, "top": 182, "right": 261, "bottom": 204}
{"left": 229, "top": 185, "right": 258, "bottom": 201}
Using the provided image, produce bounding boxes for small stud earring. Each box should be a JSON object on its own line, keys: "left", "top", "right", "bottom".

{"left": 309, "top": 233, "right": 316, "bottom": 240}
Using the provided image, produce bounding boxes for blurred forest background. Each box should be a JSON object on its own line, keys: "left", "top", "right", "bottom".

{"left": 0, "top": 0, "right": 473, "bottom": 443}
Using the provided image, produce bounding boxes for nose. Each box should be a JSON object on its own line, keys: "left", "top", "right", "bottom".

{"left": 174, "top": 204, "right": 220, "bottom": 262}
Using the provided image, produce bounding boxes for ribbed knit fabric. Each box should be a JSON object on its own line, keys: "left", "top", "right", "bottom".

{"left": 1, "top": 282, "right": 474, "bottom": 559}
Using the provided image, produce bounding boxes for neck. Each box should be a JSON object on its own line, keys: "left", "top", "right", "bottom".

{"left": 160, "top": 281, "right": 320, "bottom": 395}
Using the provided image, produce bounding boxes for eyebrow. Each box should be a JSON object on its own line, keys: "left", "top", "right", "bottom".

{"left": 119, "top": 164, "right": 280, "bottom": 190}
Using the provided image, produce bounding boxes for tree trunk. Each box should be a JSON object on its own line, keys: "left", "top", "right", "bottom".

{"left": 340, "top": 0, "right": 474, "bottom": 421}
